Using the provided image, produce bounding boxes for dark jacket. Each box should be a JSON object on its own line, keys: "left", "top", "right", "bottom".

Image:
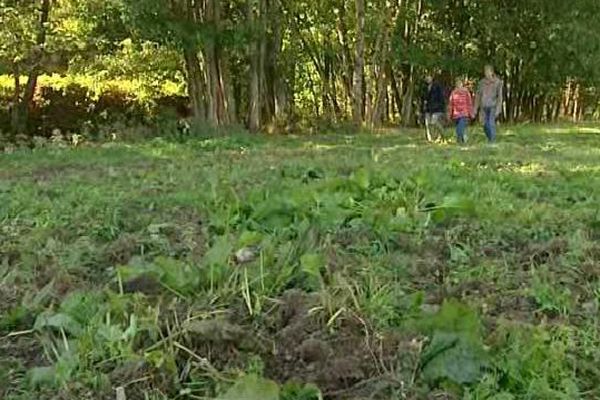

{"left": 422, "top": 81, "right": 446, "bottom": 114}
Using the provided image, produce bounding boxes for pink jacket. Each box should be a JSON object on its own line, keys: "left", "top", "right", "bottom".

{"left": 448, "top": 88, "right": 475, "bottom": 120}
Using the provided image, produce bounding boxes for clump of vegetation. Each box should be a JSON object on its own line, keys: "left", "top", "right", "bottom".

{"left": 2, "top": 126, "right": 600, "bottom": 399}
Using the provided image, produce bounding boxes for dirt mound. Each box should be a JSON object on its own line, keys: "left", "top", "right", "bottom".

{"left": 263, "top": 289, "right": 418, "bottom": 399}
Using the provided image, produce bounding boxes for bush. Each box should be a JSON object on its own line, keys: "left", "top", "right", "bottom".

{"left": 0, "top": 74, "right": 188, "bottom": 137}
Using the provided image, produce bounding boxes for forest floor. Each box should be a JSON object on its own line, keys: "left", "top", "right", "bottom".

{"left": 2, "top": 124, "right": 600, "bottom": 400}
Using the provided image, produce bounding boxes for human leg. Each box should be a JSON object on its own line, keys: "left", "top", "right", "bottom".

{"left": 456, "top": 117, "right": 467, "bottom": 144}
{"left": 425, "top": 113, "right": 433, "bottom": 142}
{"left": 483, "top": 107, "right": 497, "bottom": 142}
{"left": 432, "top": 113, "right": 444, "bottom": 142}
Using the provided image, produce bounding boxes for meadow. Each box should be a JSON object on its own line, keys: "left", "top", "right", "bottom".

{"left": 2, "top": 125, "right": 600, "bottom": 399}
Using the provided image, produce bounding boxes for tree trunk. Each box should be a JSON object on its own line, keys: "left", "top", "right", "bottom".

{"left": 572, "top": 84, "right": 580, "bottom": 122}
{"left": 221, "top": 54, "right": 237, "bottom": 124}
{"left": 336, "top": 2, "right": 354, "bottom": 106}
{"left": 204, "top": 0, "right": 220, "bottom": 126}
{"left": 259, "top": 0, "right": 268, "bottom": 125}
{"left": 390, "top": 68, "right": 403, "bottom": 123}
{"left": 12, "top": 0, "right": 50, "bottom": 134}
{"left": 370, "top": 5, "right": 397, "bottom": 128}
{"left": 401, "top": 66, "right": 415, "bottom": 126}
{"left": 10, "top": 65, "right": 21, "bottom": 134}
{"left": 268, "top": 0, "right": 285, "bottom": 122}
{"left": 248, "top": 0, "right": 261, "bottom": 132}
{"left": 183, "top": 48, "right": 205, "bottom": 121}
{"left": 352, "top": 0, "right": 365, "bottom": 126}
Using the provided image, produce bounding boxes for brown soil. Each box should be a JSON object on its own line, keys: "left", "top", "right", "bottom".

{"left": 519, "top": 237, "right": 568, "bottom": 267}
{"left": 262, "top": 290, "right": 419, "bottom": 399}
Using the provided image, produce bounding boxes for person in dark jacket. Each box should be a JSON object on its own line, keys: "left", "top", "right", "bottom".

{"left": 422, "top": 75, "right": 446, "bottom": 142}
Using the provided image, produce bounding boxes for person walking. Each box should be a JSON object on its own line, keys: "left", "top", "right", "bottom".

{"left": 422, "top": 75, "right": 446, "bottom": 142}
{"left": 448, "top": 77, "right": 474, "bottom": 145}
{"left": 474, "top": 65, "right": 503, "bottom": 143}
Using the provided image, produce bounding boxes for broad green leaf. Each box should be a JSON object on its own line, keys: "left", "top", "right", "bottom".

{"left": 300, "top": 253, "right": 324, "bottom": 277}
{"left": 28, "top": 366, "right": 57, "bottom": 387}
{"left": 59, "top": 291, "right": 103, "bottom": 325}
{"left": 421, "top": 331, "right": 488, "bottom": 385}
{"left": 300, "top": 253, "right": 324, "bottom": 291}
{"left": 204, "top": 236, "right": 234, "bottom": 266}
{"left": 352, "top": 168, "right": 370, "bottom": 190}
{"left": 154, "top": 256, "right": 200, "bottom": 295}
{"left": 418, "top": 300, "right": 488, "bottom": 385}
{"left": 217, "top": 375, "right": 279, "bottom": 400}
{"left": 441, "top": 194, "right": 476, "bottom": 214}
{"left": 239, "top": 231, "right": 263, "bottom": 247}
{"left": 34, "top": 312, "right": 83, "bottom": 336}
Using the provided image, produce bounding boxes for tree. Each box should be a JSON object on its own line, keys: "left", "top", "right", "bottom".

{"left": 0, "top": 0, "right": 50, "bottom": 134}
{"left": 352, "top": 0, "right": 365, "bottom": 126}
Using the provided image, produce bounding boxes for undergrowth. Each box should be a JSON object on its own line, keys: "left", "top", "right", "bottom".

{"left": 1, "top": 125, "right": 600, "bottom": 399}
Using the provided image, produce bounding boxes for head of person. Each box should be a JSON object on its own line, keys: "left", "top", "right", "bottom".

{"left": 484, "top": 65, "right": 495, "bottom": 79}
{"left": 425, "top": 75, "right": 433, "bottom": 84}
{"left": 455, "top": 77, "right": 464, "bottom": 89}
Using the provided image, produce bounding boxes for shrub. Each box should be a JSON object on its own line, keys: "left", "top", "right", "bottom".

{"left": 0, "top": 74, "right": 187, "bottom": 137}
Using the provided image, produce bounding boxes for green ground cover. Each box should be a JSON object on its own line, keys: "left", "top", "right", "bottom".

{"left": 2, "top": 125, "right": 600, "bottom": 399}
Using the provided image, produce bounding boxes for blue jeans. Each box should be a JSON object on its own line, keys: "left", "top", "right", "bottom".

{"left": 483, "top": 107, "right": 497, "bottom": 142}
{"left": 455, "top": 117, "right": 468, "bottom": 143}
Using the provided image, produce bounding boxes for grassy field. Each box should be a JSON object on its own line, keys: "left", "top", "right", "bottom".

{"left": 2, "top": 125, "right": 600, "bottom": 399}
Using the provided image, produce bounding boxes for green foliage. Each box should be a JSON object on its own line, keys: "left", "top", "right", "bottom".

{"left": 418, "top": 300, "right": 489, "bottom": 387}
{"left": 530, "top": 275, "right": 574, "bottom": 317}
{"left": 217, "top": 375, "right": 279, "bottom": 400}
{"left": 469, "top": 324, "right": 581, "bottom": 399}
{"left": 280, "top": 382, "right": 323, "bottom": 400}
{"left": 300, "top": 253, "right": 324, "bottom": 291}
{"left": 2, "top": 127, "right": 600, "bottom": 399}
{"left": 0, "top": 73, "right": 184, "bottom": 138}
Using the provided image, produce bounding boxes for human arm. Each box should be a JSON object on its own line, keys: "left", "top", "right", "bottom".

{"left": 496, "top": 80, "right": 504, "bottom": 117}
{"left": 473, "top": 81, "right": 481, "bottom": 117}
{"left": 467, "top": 91, "right": 475, "bottom": 119}
{"left": 435, "top": 83, "right": 446, "bottom": 111}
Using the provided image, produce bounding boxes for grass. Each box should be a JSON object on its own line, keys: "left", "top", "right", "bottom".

{"left": 1, "top": 124, "right": 600, "bottom": 399}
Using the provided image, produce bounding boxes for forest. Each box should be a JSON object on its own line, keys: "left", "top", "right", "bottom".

{"left": 2, "top": 1, "right": 600, "bottom": 400}
{"left": 1, "top": 0, "right": 600, "bottom": 139}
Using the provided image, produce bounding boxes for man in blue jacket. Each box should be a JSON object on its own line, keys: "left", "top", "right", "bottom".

{"left": 422, "top": 75, "right": 446, "bottom": 142}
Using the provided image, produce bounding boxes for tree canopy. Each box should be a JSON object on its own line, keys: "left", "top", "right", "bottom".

{"left": 0, "top": 0, "right": 599, "bottom": 134}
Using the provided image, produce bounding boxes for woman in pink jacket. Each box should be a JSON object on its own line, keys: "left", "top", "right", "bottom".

{"left": 448, "top": 77, "right": 475, "bottom": 144}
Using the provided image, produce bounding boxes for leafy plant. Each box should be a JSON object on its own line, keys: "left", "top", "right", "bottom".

{"left": 217, "top": 375, "right": 279, "bottom": 400}
{"left": 417, "top": 300, "right": 489, "bottom": 387}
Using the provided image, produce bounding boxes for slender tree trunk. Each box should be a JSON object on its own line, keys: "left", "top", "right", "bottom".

{"left": 248, "top": 0, "right": 261, "bottom": 131}
{"left": 258, "top": 0, "right": 268, "bottom": 125}
{"left": 268, "top": 0, "right": 285, "bottom": 122}
{"left": 336, "top": 2, "right": 354, "bottom": 104}
{"left": 370, "top": 5, "right": 397, "bottom": 128}
{"left": 562, "top": 80, "right": 571, "bottom": 118}
{"left": 10, "top": 64, "right": 21, "bottom": 134}
{"left": 401, "top": 66, "right": 415, "bottom": 126}
{"left": 352, "top": 0, "right": 365, "bottom": 126}
{"left": 572, "top": 84, "right": 580, "bottom": 122}
{"left": 390, "top": 68, "right": 403, "bottom": 123}
{"left": 220, "top": 53, "right": 236, "bottom": 124}
{"left": 12, "top": 0, "right": 50, "bottom": 134}
{"left": 204, "top": 0, "right": 220, "bottom": 126}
